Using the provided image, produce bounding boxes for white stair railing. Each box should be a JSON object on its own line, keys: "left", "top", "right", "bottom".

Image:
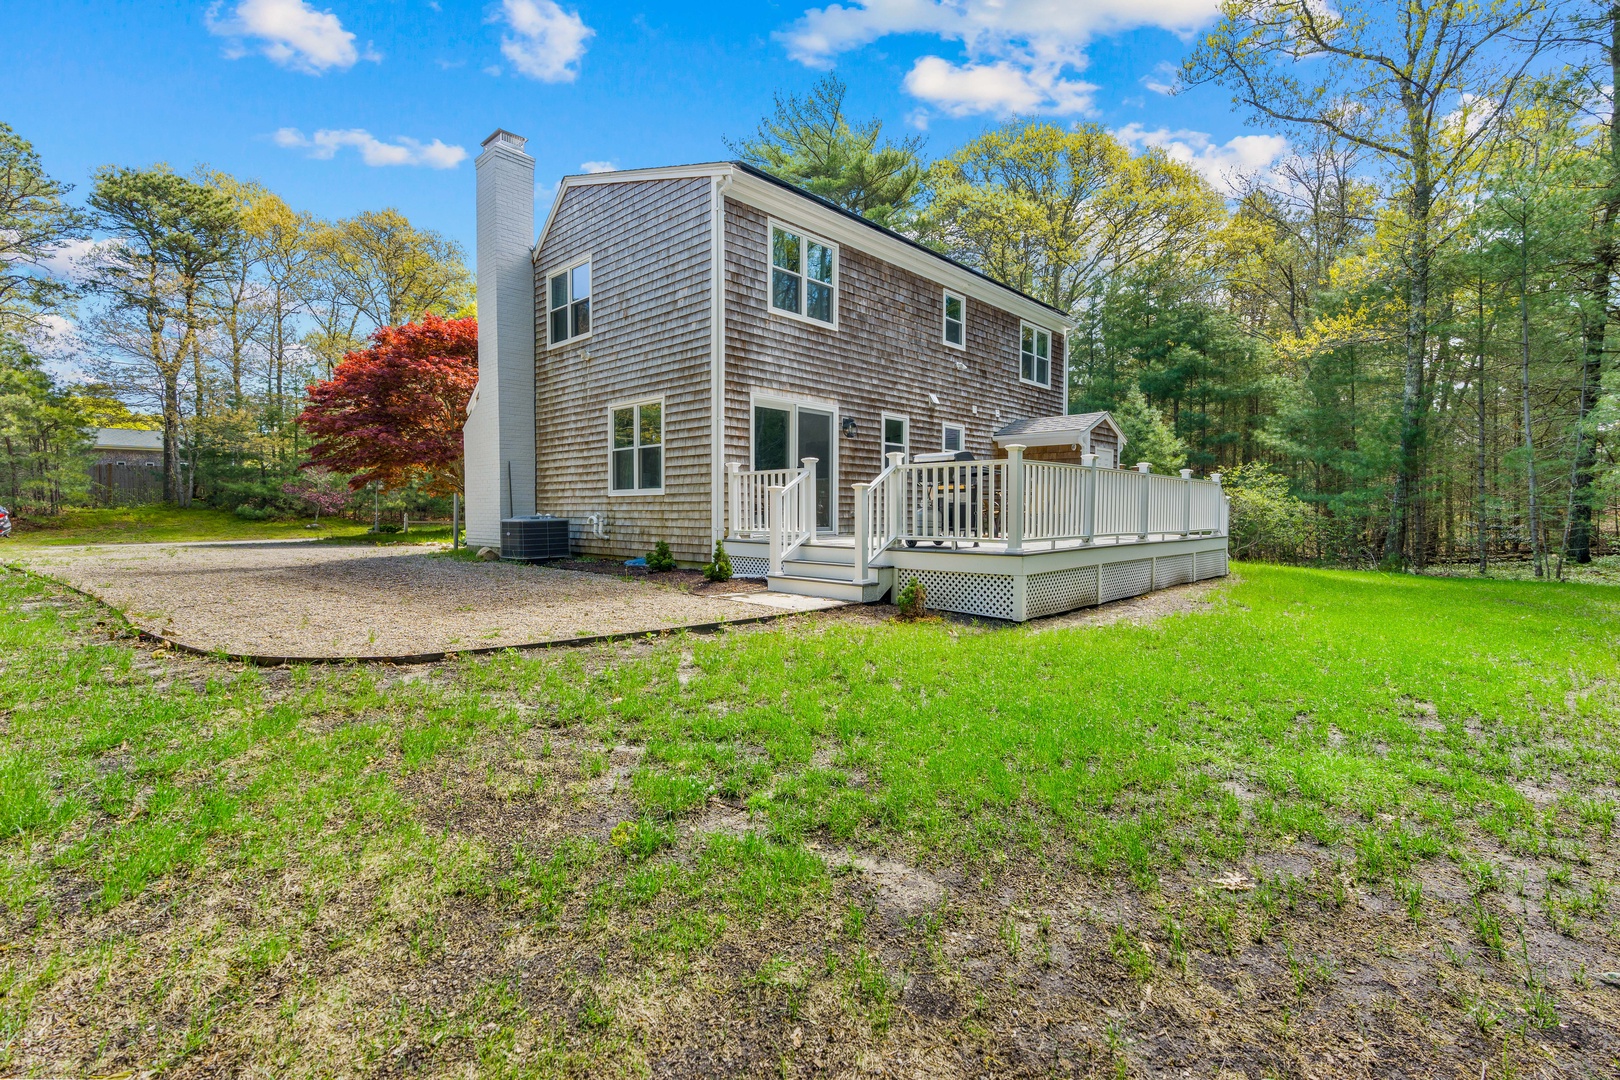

{"left": 767, "top": 457, "right": 817, "bottom": 575}
{"left": 727, "top": 462, "right": 804, "bottom": 537}
{"left": 853, "top": 451, "right": 906, "bottom": 581}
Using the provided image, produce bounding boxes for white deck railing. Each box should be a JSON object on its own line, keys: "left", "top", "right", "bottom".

{"left": 727, "top": 446, "right": 1227, "bottom": 577}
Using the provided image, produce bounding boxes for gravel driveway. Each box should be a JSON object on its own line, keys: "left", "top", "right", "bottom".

{"left": 10, "top": 541, "right": 819, "bottom": 659}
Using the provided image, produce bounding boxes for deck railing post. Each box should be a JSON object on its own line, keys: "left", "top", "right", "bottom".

{"left": 1005, "top": 444, "right": 1026, "bottom": 553}
{"left": 885, "top": 452, "right": 904, "bottom": 540}
{"left": 1211, "top": 472, "right": 1226, "bottom": 536}
{"left": 1179, "top": 468, "right": 1193, "bottom": 537}
{"left": 1136, "top": 461, "right": 1151, "bottom": 541}
{"left": 1081, "top": 453, "right": 1097, "bottom": 544}
{"left": 767, "top": 484, "right": 784, "bottom": 576}
{"left": 726, "top": 461, "right": 741, "bottom": 537}
{"left": 800, "top": 457, "right": 818, "bottom": 540}
{"left": 853, "top": 482, "right": 870, "bottom": 581}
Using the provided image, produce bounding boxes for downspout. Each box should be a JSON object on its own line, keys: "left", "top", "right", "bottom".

{"left": 709, "top": 171, "right": 733, "bottom": 545}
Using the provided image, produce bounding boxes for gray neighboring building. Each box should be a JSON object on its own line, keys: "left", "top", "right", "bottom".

{"left": 89, "top": 428, "right": 176, "bottom": 506}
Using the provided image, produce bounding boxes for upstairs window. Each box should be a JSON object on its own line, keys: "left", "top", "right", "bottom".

{"left": 942, "top": 290, "right": 965, "bottom": 348}
{"left": 770, "top": 222, "right": 836, "bottom": 325}
{"left": 549, "top": 260, "right": 591, "bottom": 345}
{"left": 1020, "top": 323, "right": 1051, "bottom": 387}
{"left": 942, "top": 423, "right": 965, "bottom": 453}
{"left": 610, "top": 399, "right": 662, "bottom": 493}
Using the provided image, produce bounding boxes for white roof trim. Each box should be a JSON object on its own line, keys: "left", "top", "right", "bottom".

{"left": 528, "top": 162, "right": 1074, "bottom": 333}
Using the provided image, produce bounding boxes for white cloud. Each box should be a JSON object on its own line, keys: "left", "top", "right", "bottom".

{"left": 34, "top": 238, "right": 105, "bottom": 282}
{"left": 778, "top": 0, "right": 1217, "bottom": 117}
{"left": 1115, "top": 123, "right": 1288, "bottom": 193}
{"left": 206, "top": 0, "right": 374, "bottom": 74}
{"left": 1142, "top": 61, "right": 1179, "bottom": 96}
{"left": 496, "top": 0, "right": 593, "bottom": 82}
{"left": 904, "top": 56, "right": 1096, "bottom": 117}
{"left": 579, "top": 160, "right": 616, "bottom": 173}
{"left": 273, "top": 128, "right": 468, "bottom": 169}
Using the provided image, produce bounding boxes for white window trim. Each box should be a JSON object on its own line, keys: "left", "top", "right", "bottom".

{"left": 748, "top": 389, "right": 840, "bottom": 532}
{"left": 1019, "top": 320, "right": 1053, "bottom": 389}
{"left": 765, "top": 218, "right": 839, "bottom": 330}
{"left": 607, "top": 395, "right": 665, "bottom": 497}
{"left": 880, "top": 411, "right": 910, "bottom": 463}
{"left": 941, "top": 422, "right": 966, "bottom": 454}
{"left": 941, "top": 289, "right": 966, "bottom": 350}
{"left": 544, "top": 253, "right": 594, "bottom": 351}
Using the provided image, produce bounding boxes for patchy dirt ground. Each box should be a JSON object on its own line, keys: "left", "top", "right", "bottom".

{"left": 6, "top": 541, "right": 802, "bottom": 658}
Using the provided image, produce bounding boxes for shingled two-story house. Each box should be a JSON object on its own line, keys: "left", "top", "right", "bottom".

{"left": 464, "top": 129, "right": 1226, "bottom": 621}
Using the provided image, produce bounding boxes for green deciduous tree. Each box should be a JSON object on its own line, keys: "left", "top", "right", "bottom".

{"left": 1187, "top": 0, "right": 1563, "bottom": 565}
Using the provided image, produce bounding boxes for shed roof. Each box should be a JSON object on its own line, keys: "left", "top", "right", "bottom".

{"left": 992, "top": 411, "right": 1126, "bottom": 450}
{"left": 94, "top": 428, "right": 163, "bottom": 452}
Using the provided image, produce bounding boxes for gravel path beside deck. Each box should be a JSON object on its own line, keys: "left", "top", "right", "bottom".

{"left": 9, "top": 541, "right": 808, "bottom": 658}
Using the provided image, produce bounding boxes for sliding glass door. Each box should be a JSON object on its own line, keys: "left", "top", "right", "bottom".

{"left": 751, "top": 400, "right": 837, "bottom": 532}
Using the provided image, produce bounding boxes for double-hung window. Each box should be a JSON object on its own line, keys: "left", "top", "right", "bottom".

{"left": 1020, "top": 323, "right": 1051, "bottom": 387}
{"left": 881, "top": 414, "right": 908, "bottom": 463}
{"left": 942, "top": 290, "right": 965, "bottom": 348}
{"left": 549, "top": 260, "right": 591, "bottom": 345}
{"left": 610, "top": 399, "right": 662, "bottom": 493}
{"left": 770, "top": 222, "right": 836, "bottom": 325}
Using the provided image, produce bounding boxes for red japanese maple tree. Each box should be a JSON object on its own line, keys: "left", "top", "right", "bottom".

{"left": 298, "top": 313, "right": 477, "bottom": 495}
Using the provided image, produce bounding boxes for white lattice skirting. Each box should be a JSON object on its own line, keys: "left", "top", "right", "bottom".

{"left": 1099, "top": 559, "right": 1153, "bottom": 603}
{"left": 1155, "top": 553, "right": 1195, "bottom": 587}
{"left": 1026, "top": 565, "right": 1099, "bottom": 619}
{"left": 730, "top": 554, "right": 771, "bottom": 580}
{"left": 895, "top": 568, "right": 1016, "bottom": 621}
{"left": 1195, "top": 549, "right": 1228, "bottom": 580}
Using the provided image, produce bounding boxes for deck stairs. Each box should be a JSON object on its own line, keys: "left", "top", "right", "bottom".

{"left": 724, "top": 535, "right": 892, "bottom": 603}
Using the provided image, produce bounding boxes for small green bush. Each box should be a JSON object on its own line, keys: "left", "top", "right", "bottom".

{"left": 703, "top": 540, "right": 732, "bottom": 582}
{"left": 896, "top": 577, "right": 926, "bottom": 620}
{"left": 233, "top": 504, "right": 272, "bottom": 521}
{"left": 645, "top": 540, "right": 677, "bottom": 572}
{"left": 1224, "top": 462, "right": 1316, "bottom": 563}
{"left": 374, "top": 523, "right": 401, "bottom": 535}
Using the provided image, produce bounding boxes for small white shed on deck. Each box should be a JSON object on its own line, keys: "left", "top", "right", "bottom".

{"left": 992, "top": 411, "right": 1127, "bottom": 468}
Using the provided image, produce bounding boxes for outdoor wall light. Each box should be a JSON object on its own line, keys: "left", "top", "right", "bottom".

{"left": 841, "top": 416, "right": 858, "bottom": 437}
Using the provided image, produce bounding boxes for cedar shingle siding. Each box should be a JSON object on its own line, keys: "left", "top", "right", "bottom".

{"left": 528, "top": 177, "right": 1067, "bottom": 558}
{"left": 532, "top": 177, "right": 715, "bottom": 563}
{"left": 722, "top": 198, "right": 1064, "bottom": 531}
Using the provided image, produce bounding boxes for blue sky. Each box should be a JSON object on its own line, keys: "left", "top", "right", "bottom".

{"left": 2, "top": 0, "right": 1286, "bottom": 258}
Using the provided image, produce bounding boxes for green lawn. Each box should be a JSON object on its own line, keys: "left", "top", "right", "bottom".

{"left": 5, "top": 506, "right": 451, "bottom": 547}
{"left": 1, "top": 564, "right": 1615, "bottom": 1077}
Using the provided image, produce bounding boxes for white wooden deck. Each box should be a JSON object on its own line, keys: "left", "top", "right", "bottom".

{"left": 723, "top": 448, "right": 1230, "bottom": 621}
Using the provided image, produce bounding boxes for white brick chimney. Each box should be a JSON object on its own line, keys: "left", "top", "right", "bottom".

{"left": 463, "top": 128, "right": 536, "bottom": 549}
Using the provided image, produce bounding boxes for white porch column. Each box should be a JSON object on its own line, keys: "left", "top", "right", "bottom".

{"left": 725, "top": 461, "right": 741, "bottom": 539}
{"left": 768, "top": 485, "right": 785, "bottom": 575}
{"left": 1136, "top": 461, "right": 1151, "bottom": 541}
{"left": 1005, "top": 444, "right": 1026, "bottom": 553}
{"left": 1179, "top": 467, "right": 1193, "bottom": 537}
{"left": 800, "top": 457, "right": 818, "bottom": 536}
{"left": 886, "top": 452, "right": 904, "bottom": 540}
{"left": 1081, "top": 453, "right": 1097, "bottom": 544}
{"left": 853, "top": 482, "right": 870, "bottom": 581}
